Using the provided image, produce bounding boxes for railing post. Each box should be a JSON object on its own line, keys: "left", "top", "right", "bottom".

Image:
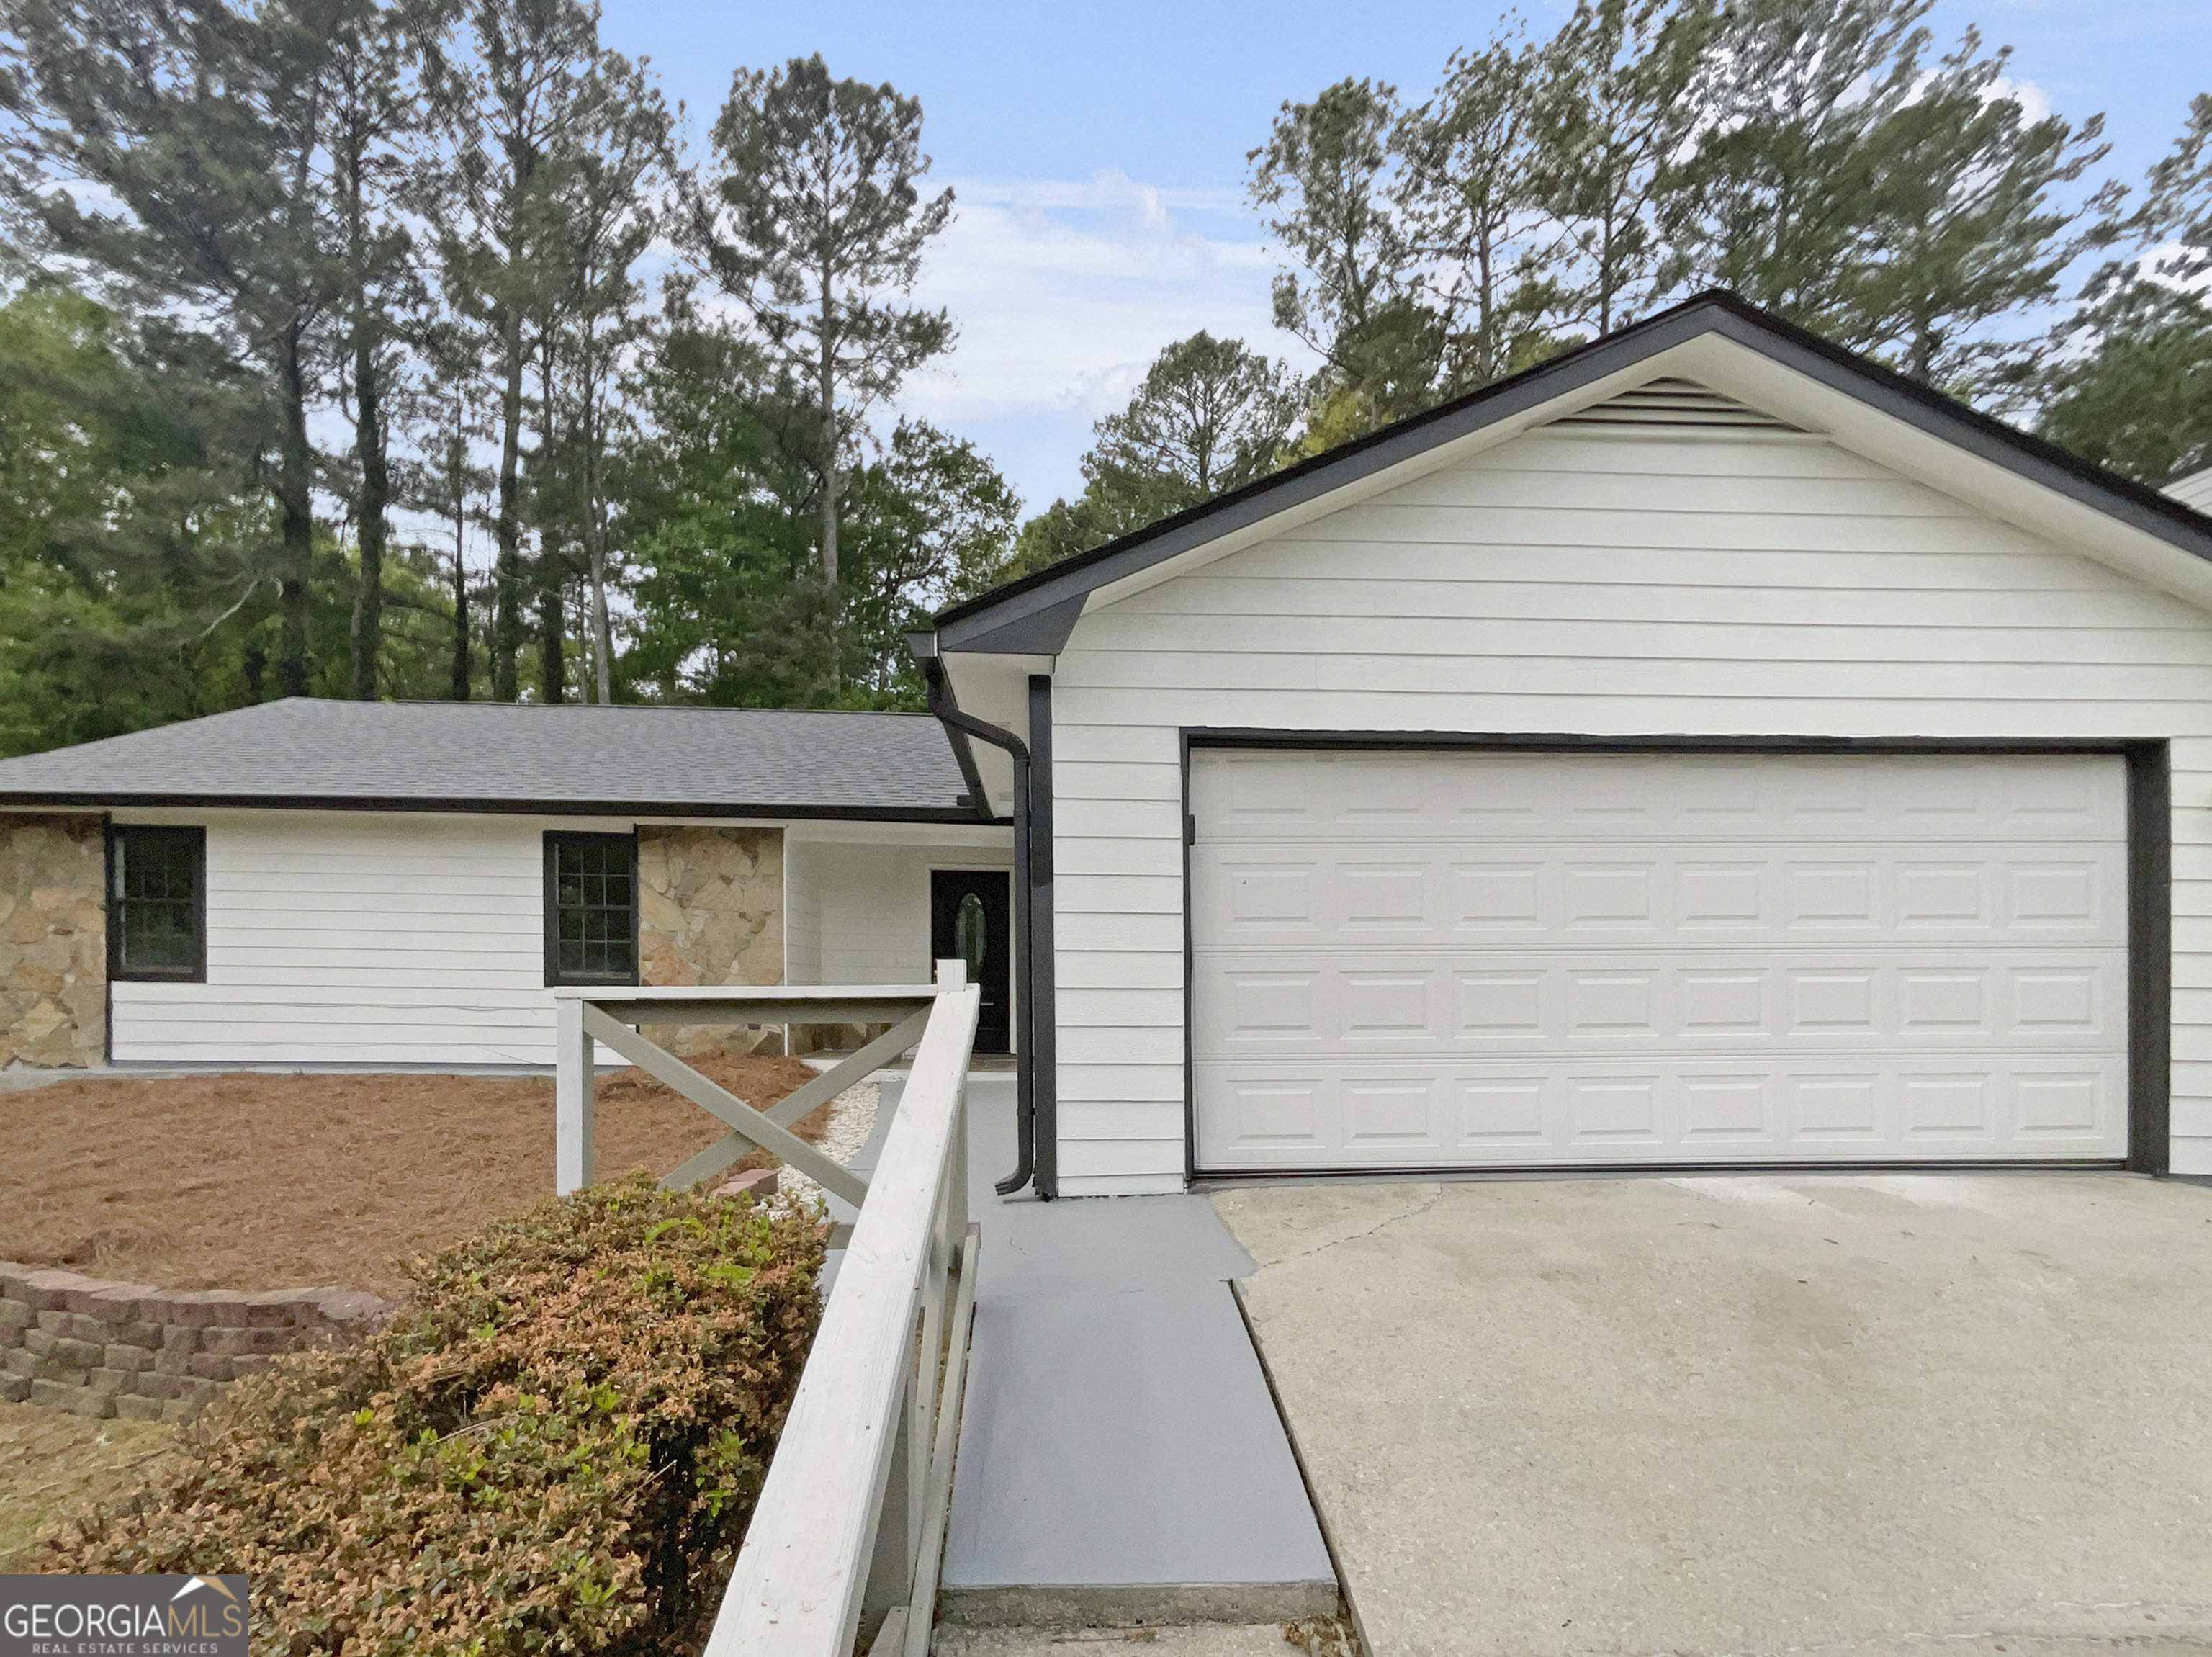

{"left": 555, "top": 993, "right": 594, "bottom": 1195}
{"left": 948, "top": 1073, "right": 970, "bottom": 1244}
{"left": 861, "top": 1337, "right": 918, "bottom": 1641}
{"left": 934, "top": 956, "right": 971, "bottom": 1238}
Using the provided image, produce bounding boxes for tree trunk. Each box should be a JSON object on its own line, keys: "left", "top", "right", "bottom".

{"left": 534, "top": 336, "right": 565, "bottom": 703}
{"left": 449, "top": 435, "right": 471, "bottom": 701}
{"left": 1908, "top": 311, "right": 1936, "bottom": 383}
{"left": 1599, "top": 200, "right": 1617, "bottom": 336}
{"left": 491, "top": 308, "right": 525, "bottom": 701}
{"left": 817, "top": 254, "right": 840, "bottom": 695}
{"left": 348, "top": 322, "right": 387, "bottom": 701}
{"left": 586, "top": 556, "right": 611, "bottom": 702}
{"left": 584, "top": 435, "right": 613, "bottom": 705}
{"left": 343, "top": 129, "right": 386, "bottom": 704}
{"left": 817, "top": 316, "right": 838, "bottom": 586}
{"left": 537, "top": 572, "right": 565, "bottom": 702}
{"left": 276, "top": 320, "right": 315, "bottom": 698}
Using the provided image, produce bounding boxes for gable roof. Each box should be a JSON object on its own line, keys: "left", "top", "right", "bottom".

{"left": 0, "top": 699, "right": 982, "bottom": 821}
{"left": 930, "top": 289, "right": 2212, "bottom": 656}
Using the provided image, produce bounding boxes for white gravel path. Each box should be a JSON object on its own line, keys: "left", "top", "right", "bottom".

{"left": 770, "top": 1074, "right": 879, "bottom": 1218}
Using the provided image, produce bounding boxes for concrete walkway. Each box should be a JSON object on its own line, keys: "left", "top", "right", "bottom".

{"left": 858, "top": 1075, "right": 1336, "bottom": 1631}
{"left": 1214, "top": 1172, "right": 2212, "bottom": 1657}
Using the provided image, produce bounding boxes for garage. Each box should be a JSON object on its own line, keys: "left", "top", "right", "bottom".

{"left": 1190, "top": 746, "right": 2132, "bottom": 1174}
{"left": 927, "top": 296, "right": 2212, "bottom": 1195}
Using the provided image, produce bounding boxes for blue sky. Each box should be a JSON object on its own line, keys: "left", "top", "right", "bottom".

{"left": 598, "top": 1, "right": 2212, "bottom": 513}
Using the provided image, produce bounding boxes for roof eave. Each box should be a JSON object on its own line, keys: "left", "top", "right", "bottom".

{"left": 0, "top": 793, "right": 990, "bottom": 824}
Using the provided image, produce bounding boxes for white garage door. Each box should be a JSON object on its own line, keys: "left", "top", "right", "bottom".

{"left": 1190, "top": 749, "right": 2130, "bottom": 1172}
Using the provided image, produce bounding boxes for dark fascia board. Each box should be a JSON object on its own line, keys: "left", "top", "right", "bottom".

{"left": 932, "top": 290, "right": 2212, "bottom": 656}
{"left": 0, "top": 792, "right": 997, "bottom": 824}
{"left": 1182, "top": 728, "right": 2157, "bottom": 755}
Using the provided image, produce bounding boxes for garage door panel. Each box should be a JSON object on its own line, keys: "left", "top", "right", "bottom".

{"left": 1191, "top": 750, "right": 2126, "bottom": 846}
{"left": 1197, "top": 843, "right": 2123, "bottom": 946}
{"left": 1192, "top": 750, "right": 2129, "bottom": 1172}
{"left": 1196, "top": 1056, "right": 2127, "bottom": 1169}
{"left": 1195, "top": 951, "right": 2125, "bottom": 1054}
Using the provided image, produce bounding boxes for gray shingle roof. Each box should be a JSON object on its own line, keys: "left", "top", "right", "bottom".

{"left": 0, "top": 699, "right": 981, "bottom": 820}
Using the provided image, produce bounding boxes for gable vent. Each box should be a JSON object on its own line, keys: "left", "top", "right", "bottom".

{"left": 1550, "top": 376, "right": 1803, "bottom": 432}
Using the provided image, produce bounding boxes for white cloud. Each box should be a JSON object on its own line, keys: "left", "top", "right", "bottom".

{"left": 891, "top": 169, "right": 1318, "bottom": 503}
{"left": 1987, "top": 73, "right": 2053, "bottom": 122}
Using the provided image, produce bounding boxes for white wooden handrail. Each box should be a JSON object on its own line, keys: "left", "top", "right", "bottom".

{"left": 703, "top": 968, "right": 981, "bottom": 1657}
{"left": 551, "top": 967, "right": 986, "bottom": 1653}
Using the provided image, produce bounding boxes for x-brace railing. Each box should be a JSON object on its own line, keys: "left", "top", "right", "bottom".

{"left": 553, "top": 979, "right": 950, "bottom": 1224}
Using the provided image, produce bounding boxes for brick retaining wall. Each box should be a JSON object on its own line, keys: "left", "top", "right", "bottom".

{"left": 0, "top": 1264, "right": 392, "bottom": 1422}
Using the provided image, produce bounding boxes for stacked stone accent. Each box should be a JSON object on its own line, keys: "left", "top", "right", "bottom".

{"left": 0, "top": 813, "right": 105, "bottom": 1067}
{"left": 637, "top": 826, "right": 785, "bottom": 1057}
{"left": 0, "top": 1264, "right": 392, "bottom": 1423}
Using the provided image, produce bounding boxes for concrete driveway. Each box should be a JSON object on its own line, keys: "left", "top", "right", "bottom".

{"left": 1213, "top": 1173, "right": 2212, "bottom": 1657}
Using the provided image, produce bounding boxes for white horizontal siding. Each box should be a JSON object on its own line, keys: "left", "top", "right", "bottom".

{"left": 2166, "top": 467, "right": 2212, "bottom": 514}
{"left": 109, "top": 813, "right": 1012, "bottom": 1070}
{"left": 1048, "top": 429, "right": 2212, "bottom": 1190}
{"left": 809, "top": 841, "right": 1012, "bottom": 987}
{"left": 784, "top": 843, "right": 823, "bottom": 986}
{"left": 112, "top": 812, "right": 562, "bottom": 1067}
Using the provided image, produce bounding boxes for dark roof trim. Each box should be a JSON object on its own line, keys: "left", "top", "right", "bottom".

{"left": 907, "top": 628, "right": 996, "bottom": 819}
{"left": 0, "top": 792, "right": 1000, "bottom": 824}
{"left": 932, "top": 290, "right": 2212, "bottom": 656}
{"left": 1696, "top": 300, "right": 2212, "bottom": 562}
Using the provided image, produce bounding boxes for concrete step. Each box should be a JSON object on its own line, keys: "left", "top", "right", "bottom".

{"left": 930, "top": 1623, "right": 1345, "bottom": 1656}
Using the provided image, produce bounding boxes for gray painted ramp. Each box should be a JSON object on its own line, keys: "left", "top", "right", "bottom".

{"left": 868, "top": 1075, "right": 1336, "bottom": 1623}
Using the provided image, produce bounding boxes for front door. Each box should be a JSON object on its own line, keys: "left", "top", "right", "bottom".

{"left": 930, "top": 869, "right": 1012, "bottom": 1054}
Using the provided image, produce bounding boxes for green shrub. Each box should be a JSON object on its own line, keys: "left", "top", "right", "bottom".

{"left": 41, "top": 1175, "right": 826, "bottom": 1657}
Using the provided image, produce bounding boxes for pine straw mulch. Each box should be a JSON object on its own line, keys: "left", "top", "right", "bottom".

{"left": 0, "top": 1054, "right": 830, "bottom": 1301}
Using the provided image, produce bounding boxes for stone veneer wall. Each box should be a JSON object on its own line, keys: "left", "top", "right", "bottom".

{"left": 637, "top": 825, "right": 784, "bottom": 1056}
{"left": 0, "top": 814, "right": 105, "bottom": 1067}
{"left": 0, "top": 1264, "right": 392, "bottom": 1422}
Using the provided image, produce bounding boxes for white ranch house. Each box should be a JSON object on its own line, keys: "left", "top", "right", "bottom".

{"left": 6, "top": 291, "right": 2212, "bottom": 1193}
{"left": 0, "top": 704, "right": 1015, "bottom": 1069}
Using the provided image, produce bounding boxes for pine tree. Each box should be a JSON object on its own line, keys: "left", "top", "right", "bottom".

{"left": 1000, "top": 332, "right": 1299, "bottom": 583}
{"left": 1840, "top": 26, "right": 2113, "bottom": 390}
{"left": 1537, "top": 0, "right": 1714, "bottom": 335}
{"left": 2, "top": 0, "right": 341, "bottom": 696}
{"left": 688, "top": 53, "right": 955, "bottom": 607}
{"left": 292, "top": 0, "right": 434, "bottom": 701}
{"left": 534, "top": 48, "right": 670, "bottom": 704}
{"left": 1249, "top": 78, "right": 1431, "bottom": 425}
{"left": 1084, "top": 333, "right": 1299, "bottom": 513}
{"left": 1396, "top": 25, "right": 1575, "bottom": 390}
{"left": 2040, "top": 94, "right": 2212, "bottom": 482}
{"left": 430, "top": 0, "right": 601, "bottom": 700}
